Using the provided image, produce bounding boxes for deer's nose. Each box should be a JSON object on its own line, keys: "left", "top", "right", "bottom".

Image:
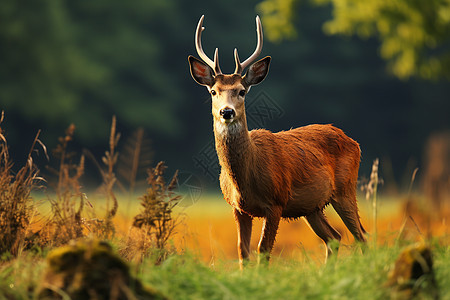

{"left": 220, "top": 108, "right": 235, "bottom": 120}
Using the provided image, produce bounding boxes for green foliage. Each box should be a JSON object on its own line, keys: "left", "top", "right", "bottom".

{"left": 0, "top": 1, "right": 103, "bottom": 122}
{"left": 258, "top": 0, "right": 450, "bottom": 80}
{"left": 0, "top": 0, "right": 182, "bottom": 142}
{"left": 64, "top": 1, "right": 183, "bottom": 137}
{"left": 257, "top": 0, "right": 299, "bottom": 42}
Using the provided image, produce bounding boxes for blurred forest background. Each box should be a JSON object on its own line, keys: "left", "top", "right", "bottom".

{"left": 1, "top": 0, "right": 449, "bottom": 193}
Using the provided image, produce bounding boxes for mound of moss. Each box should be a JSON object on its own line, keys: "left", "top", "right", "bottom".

{"left": 387, "top": 243, "right": 439, "bottom": 299}
{"left": 37, "top": 239, "right": 167, "bottom": 300}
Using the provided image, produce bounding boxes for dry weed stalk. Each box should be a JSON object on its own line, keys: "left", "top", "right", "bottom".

{"left": 96, "top": 116, "right": 121, "bottom": 239}
{"left": 361, "top": 158, "right": 381, "bottom": 247}
{"left": 129, "top": 162, "right": 181, "bottom": 263}
{"left": 117, "top": 128, "right": 153, "bottom": 200}
{"left": 396, "top": 168, "right": 421, "bottom": 244}
{"left": 0, "top": 112, "right": 45, "bottom": 256}
{"left": 43, "top": 124, "right": 87, "bottom": 246}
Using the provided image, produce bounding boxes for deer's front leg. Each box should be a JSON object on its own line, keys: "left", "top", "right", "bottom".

{"left": 234, "top": 208, "right": 252, "bottom": 270}
{"left": 257, "top": 206, "right": 282, "bottom": 264}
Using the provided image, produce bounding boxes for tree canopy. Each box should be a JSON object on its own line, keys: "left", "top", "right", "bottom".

{"left": 0, "top": 1, "right": 184, "bottom": 143}
{"left": 258, "top": 0, "right": 450, "bottom": 80}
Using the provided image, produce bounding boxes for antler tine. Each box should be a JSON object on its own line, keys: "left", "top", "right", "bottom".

{"left": 234, "top": 15, "right": 263, "bottom": 74}
{"left": 195, "top": 15, "right": 222, "bottom": 75}
{"left": 213, "top": 48, "right": 222, "bottom": 75}
{"left": 234, "top": 48, "right": 242, "bottom": 74}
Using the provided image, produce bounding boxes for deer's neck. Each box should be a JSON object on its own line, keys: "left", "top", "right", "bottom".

{"left": 214, "top": 118, "right": 253, "bottom": 185}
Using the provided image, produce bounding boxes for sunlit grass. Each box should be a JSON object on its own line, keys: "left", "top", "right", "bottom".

{"left": 139, "top": 241, "right": 448, "bottom": 300}
{"left": 1, "top": 191, "right": 448, "bottom": 299}
{"left": 2, "top": 239, "right": 448, "bottom": 299}
{"left": 36, "top": 192, "right": 446, "bottom": 263}
{"left": 33, "top": 191, "right": 447, "bottom": 263}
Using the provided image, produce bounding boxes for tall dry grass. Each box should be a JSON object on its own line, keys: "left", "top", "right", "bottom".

{"left": 40, "top": 124, "right": 86, "bottom": 247}
{"left": 117, "top": 127, "right": 153, "bottom": 198}
{"left": 0, "top": 111, "right": 45, "bottom": 256}
{"left": 121, "top": 161, "right": 181, "bottom": 264}
{"left": 0, "top": 113, "right": 181, "bottom": 261}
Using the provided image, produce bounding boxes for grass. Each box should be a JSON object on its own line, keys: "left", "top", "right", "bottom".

{"left": 1, "top": 238, "right": 448, "bottom": 299}
{"left": 1, "top": 192, "right": 448, "bottom": 299}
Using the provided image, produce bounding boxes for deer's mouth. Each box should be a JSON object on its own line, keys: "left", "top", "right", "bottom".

{"left": 221, "top": 117, "right": 234, "bottom": 124}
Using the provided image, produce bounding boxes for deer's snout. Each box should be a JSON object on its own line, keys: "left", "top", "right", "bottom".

{"left": 220, "top": 107, "right": 235, "bottom": 121}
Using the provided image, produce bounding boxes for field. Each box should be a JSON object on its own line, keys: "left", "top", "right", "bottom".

{"left": 1, "top": 192, "right": 449, "bottom": 299}
{"left": 1, "top": 118, "right": 449, "bottom": 299}
{"left": 169, "top": 195, "right": 448, "bottom": 263}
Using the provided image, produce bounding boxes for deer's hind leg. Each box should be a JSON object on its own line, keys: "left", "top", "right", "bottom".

{"left": 331, "top": 196, "right": 367, "bottom": 243}
{"left": 305, "top": 209, "right": 341, "bottom": 260}
{"left": 333, "top": 157, "right": 367, "bottom": 244}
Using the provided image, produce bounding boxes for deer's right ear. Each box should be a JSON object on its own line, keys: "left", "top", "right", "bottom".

{"left": 188, "top": 56, "right": 215, "bottom": 87}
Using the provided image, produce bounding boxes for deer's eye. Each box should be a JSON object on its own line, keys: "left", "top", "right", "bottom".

{"left": 210, "top": 90, "right": 217, "bottom": 96}
{"left": 239, "top": 90, "right": 246, "bottom": 97}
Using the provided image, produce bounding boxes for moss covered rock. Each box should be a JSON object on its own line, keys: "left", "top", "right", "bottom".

{"left": 38, "top": 239, "right": 167, "bottom": 300}
{"left": 386, "top": 243, "right": 439, "bottom": 300}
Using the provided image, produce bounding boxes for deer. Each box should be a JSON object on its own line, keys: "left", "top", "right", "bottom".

{"left": 188, "top": 15, "right": 367, "bottom": 269}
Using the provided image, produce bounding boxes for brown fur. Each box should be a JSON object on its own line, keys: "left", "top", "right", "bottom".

{"left": 215, "top": 110, "right": 366, "bottom": 267}
{"left": 189, "top": 55, "right": 366, "bottom": 269}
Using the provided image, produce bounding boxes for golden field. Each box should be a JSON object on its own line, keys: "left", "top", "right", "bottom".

{"left": 109, "top": 192, "right": 449, "bottom": 263}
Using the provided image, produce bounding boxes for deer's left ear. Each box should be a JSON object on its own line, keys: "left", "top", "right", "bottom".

{"left": 243, "top": 56, "right": 271, "bottom": 87}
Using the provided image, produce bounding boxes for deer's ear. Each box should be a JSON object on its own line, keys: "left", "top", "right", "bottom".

{"left": 188, "top": 56, "right": 215, "bottom": 87}
{"left": 243, "top": 56, "right": 271, "bottom": 87}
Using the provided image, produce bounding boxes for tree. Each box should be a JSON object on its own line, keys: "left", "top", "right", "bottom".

{"left": 0, "top": 1, "right": 99, "bottom": 126}
{"left": 0, "top": 0, "right": 183, "bottom": 146}
{"left": 258, "top": 0, "right": 450, "bottom": 80}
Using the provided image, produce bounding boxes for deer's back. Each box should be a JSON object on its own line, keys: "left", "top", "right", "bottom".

{"left": 243, "top": 124, "right": 360, "bottom": 217}
{"left": 250, "top": 123, "right": 360, "bottom": 169}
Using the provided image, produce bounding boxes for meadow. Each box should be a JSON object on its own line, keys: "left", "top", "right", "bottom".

{"left": 0, "top": 117, "right": 449, "bottom": 299}
{"left": 0, "top": 195, "right": 450, "bottom": 299}
{"left": 1, "top": 193, "right": 449, "bottom": 299}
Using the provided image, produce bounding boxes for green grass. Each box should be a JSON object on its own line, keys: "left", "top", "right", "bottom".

{"left": 0, "top": 239, "right": 448, "bottom": 299}
{"left": 138, "top": 242, "right": 449, "bottom": 300}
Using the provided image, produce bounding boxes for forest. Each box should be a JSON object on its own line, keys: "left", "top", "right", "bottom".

{"left": 1, "top": 0, "right": 449, "bottom": 191}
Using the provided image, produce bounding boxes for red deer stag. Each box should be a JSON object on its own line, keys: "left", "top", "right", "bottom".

{"left": 188, "top": 15, "right": 367, "bottom": 269}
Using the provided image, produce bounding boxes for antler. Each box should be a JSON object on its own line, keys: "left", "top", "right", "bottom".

{"left": 234, "top": 16, "right": 263, "bottom": 75}
{"left": 195, "top": 15, "right": 222, "bottom": 75}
